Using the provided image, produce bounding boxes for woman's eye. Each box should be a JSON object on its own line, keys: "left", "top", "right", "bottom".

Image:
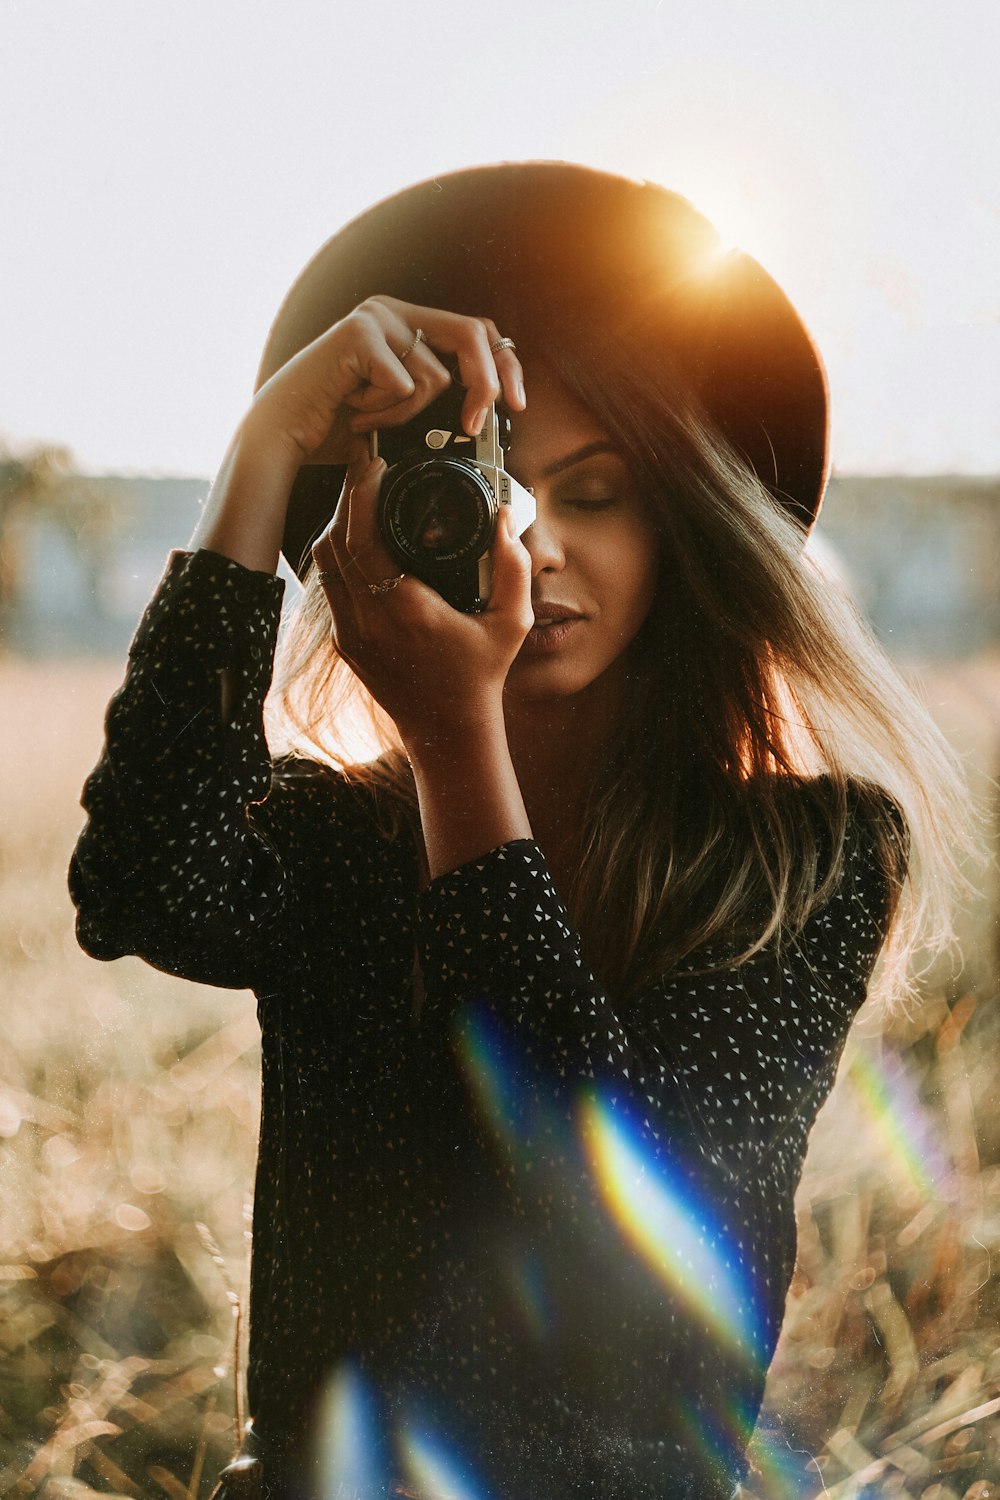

{"left": 566, "top": 497, "right": 618, "bottom": 512}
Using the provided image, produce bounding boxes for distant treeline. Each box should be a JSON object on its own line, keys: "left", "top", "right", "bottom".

{"left": 2, "top": 470, "right": 997, "bottom": 659}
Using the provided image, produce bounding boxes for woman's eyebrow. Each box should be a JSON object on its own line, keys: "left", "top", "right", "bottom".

{"left": 536, "top": 440, "right": 623, "bottom": 480}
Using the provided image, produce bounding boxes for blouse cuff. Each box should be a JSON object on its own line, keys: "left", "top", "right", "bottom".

{"left": 130, "top": 548, "right": 284, "bottom": 660}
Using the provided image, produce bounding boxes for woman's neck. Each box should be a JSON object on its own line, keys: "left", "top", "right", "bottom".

{"left": 503, "top": 669, "right": 630, "bottom": 885}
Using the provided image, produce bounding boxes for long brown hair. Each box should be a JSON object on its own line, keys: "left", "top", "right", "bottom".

{"left": 271, "top": 301, "right": 973, "bottom": 1008}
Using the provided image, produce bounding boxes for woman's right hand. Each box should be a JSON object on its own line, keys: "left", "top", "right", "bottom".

{"left": 191, "top": 296, "right": 525, "bottom": 575}
{"left": 248, "top": 293, "right": 526, "bottom": 464}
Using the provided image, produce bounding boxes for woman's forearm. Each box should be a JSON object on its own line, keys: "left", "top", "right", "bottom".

{"left": 408, "top": 722, "right": 532, "bottom": 880}
{"left": 189, "top": 417, "right": 302, "bottom": 575}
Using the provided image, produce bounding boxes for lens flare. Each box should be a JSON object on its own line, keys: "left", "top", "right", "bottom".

{"left": 398, "top": 1421, "right": 494, "bottom": 1500}
{"left": 503, "top": 1247, "right": 554, "bottom": 1341}
{"left": 456, "top": 1007, "right": 764, "bottom": 1364}
{"left": 847, "top": 1045, "right": 950, "bottom": 1201}
{"left": 670, "top": 1386, "right": 758, "bottom": 1492}
{"left": 453, "top": 1005, "right": 562, "bottom": 1163}
{"left": 745, "top": 1422, "right": 824, "bottom": 1500}
{"left": 313, "top": 1361, "right": 386, "bottom": 1499}
{"left": 579, "top": 1091, "right": 762, "bottom": 1362}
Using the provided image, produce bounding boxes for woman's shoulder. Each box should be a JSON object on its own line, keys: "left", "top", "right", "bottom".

{"left": 766, "top": 772, "right": 906, "bottom": 844}
{"left": 775, "top": 773, "right": 909, "bottom": 928}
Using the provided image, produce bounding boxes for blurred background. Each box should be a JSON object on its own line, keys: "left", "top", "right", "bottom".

{"left": 1, "top": 2, "right": 998, "bottom": 1496}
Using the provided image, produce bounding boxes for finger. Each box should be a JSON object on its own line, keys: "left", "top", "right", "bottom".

{"left": 485, "top": 506, "right": 533, "bottom": 630}
{"left": 345, "top": 343, "right": 452, "bottom": 419}
{"left": 294, "top": 312, "right": 417, "bottom": 420}
{"left": 311, "top": 462, "right": 351, "bottom": 575}
{"left": 353, "top": 300, "right": 521, "bottom": 437}
{"left": 327, "top": 450, "right": 404, "bottom": 594}
{"left": 363, "top": 303, "right": 501, "bottom": 438}
{"left": 346, "top": 341, "right": 416, "bottom": 404}
{"left": 343, "top": 383, "right": 415, "bottom": 416}
{"left": 431, "top": 316, "right": 522, "bottom": 433}
{"left": 479, "top": 318, "right": 526, "bottom": 412}
{"left": 315, "top": 558, "right": 355, "bottom": 636}
{"left": 312, "top": 499, "right": 360, "bottom": 653}
{"left": 450, "top": 320, "right": 502, "bottom": 437}
{"left": 311, "top": 523, "right": 342, "bottom": 581}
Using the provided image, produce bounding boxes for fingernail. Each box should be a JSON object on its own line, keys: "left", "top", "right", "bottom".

{"left": 469, "top": 407, "right": 487, "bottom": 436}
{"left": 515, "top": 377, "right": 526, "bottom": 407}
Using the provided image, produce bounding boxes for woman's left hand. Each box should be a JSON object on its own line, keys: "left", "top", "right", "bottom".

{"left": 311, "top": 439, "right": 533, "bottom": 750}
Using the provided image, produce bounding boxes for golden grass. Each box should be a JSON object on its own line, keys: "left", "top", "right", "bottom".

{"left": 0, "top": 656, "right": 997, "bottom": 1499}
{"left": 0, "top": 660, "right": 257, "bottom": 1497}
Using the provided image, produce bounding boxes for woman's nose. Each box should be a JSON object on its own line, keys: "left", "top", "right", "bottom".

{"left": 520, "top": 511, "right": 565, "bottom": 575}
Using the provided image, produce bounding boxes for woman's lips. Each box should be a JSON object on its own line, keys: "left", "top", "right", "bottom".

{"left": 519, "top": 605, "right": 583, "bottom": 655}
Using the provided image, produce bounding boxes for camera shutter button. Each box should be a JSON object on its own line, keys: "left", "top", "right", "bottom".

{"left": 425, "top": 430, "right": 451, "bottom": 450}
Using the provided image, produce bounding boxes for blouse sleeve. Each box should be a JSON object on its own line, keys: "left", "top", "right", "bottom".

{"left": 69, "top": 548, "right": 289, "bottom": 990}
{"left": 416, "top": 806, "right": 893, "bottom": 1119}
{"left": 414, "top": 802, "right": 898, "bottom": 1469}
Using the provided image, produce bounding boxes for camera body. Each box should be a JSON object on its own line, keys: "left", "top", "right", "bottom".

{"left": 372, "top": 385, "right": 535, "bottom": 612}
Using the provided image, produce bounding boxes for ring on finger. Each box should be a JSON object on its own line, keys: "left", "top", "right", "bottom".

{"left": 368, "top": 574, "right": 404, "bottom": 595}
{"left": 318, "top": 568, "right": 345, "bottom": 587}
{"left": 489, "top": 336, "right": 516, "bottom": 354}
{"left": 398, "top": 328, "right": 426, "bottom": 363}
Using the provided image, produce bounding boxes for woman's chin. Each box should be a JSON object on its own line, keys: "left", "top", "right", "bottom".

{"left": 504, "top": 658, "right": 585, "bottom": 705}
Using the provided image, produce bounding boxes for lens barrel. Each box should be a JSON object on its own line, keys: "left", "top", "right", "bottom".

{"left": 379, "top": 459, "right": 497, "bottom": 573}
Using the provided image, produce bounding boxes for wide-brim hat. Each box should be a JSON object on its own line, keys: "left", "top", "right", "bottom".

{"left": 257, "top": 161, "right": 829, "bottom": 578}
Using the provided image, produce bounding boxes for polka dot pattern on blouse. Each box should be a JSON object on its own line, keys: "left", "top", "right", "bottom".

{"left": 70, "top": 548, "right": 899, "bottom": 1500}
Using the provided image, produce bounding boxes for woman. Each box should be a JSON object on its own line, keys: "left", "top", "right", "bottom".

{"left": 70, "top": 163, "right": 968, "bottom": 1500}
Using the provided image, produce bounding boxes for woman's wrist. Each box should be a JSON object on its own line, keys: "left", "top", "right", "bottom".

{"left": 189, "top": 413, "right": 303, "bottom": 575}
{"left": 406, "top": 717, "right": 532, "bottom": 881}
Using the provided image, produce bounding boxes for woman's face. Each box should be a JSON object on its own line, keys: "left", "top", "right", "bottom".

{"left": 503, "top": 359, "right": 660, "bottom": 703}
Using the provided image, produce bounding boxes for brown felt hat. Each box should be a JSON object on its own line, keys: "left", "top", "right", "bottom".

{"left": 257, "top": 162, "right": 829, "bottom": 578}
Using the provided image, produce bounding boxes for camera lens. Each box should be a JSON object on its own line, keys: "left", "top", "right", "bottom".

{"left": 399, "top": 480, "right": 473, "bottom": 554}
{"left": 380, "top": 459, "right": 496, "bottom": 570}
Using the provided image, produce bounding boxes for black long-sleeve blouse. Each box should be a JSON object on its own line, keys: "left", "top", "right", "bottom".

{"left": 70, "top": 548, "right": 896, "bottom": 1500}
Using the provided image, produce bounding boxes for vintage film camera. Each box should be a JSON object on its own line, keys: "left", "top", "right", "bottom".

{"left": 372, "top": 383, "right": 535, "bottom": 613}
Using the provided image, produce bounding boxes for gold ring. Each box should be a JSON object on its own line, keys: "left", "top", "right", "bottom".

{"left": 489, "top": 336, "right": 516, "bottom": 354}
{"left": 398, "top": 328, "right": 426, "bottom": 363}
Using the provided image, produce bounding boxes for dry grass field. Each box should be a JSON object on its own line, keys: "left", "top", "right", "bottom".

{"left": 0, "top": 653, "right": 998, "bottom": 1500}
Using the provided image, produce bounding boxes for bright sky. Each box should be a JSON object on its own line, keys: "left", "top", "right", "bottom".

{"left": 1, "top": 0, "right": 997, "bottom": 477}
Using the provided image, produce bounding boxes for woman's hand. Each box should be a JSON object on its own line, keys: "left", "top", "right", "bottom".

{"left": 250, "top": 294, "right": 526, "bottom": 465}
{"left": 314, "top": 438, "right": 535, "bottom": 877}
{"left": 311, "top": 438, "right": 533, "bottom": 747}
{"left": 191, "top": 295, "right": 525, "bottom": 575}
